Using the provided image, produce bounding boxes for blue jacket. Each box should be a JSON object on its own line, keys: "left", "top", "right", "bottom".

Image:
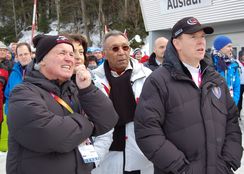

{"left": 212, "top": 54, "right": 240, "bottom": 105}
{"left": 4, "top": 62, "right": 24, "bottom": 115}
{"left": 97, "top": 58, "right": 105, "bottom": 66}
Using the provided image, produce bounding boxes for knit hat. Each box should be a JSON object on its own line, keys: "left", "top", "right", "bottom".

{"left": 0, "top": 41, "right": 7, "bottom": 49}
{"left": 93, "top": 47, "right": 102, "bottom": 52}
{"left": 172, "top": 17, "right": 214, "bottom": 38}
{"left": 213, "top": 35, "right": 232, "bottom": 51}
{"left": 133, "top": 48, "right": 142, "bottom": 56}
{"left": 33, "top": 34, "right": 74, "bottom": 63}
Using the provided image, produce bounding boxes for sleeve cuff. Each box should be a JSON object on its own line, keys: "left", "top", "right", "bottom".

{"left": 78, "top": 84, "right": 96, "bottom": 96}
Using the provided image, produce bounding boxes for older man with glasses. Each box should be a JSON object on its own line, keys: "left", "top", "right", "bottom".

{"left": 91, "top": 30, "right": 153, "bottom": 174}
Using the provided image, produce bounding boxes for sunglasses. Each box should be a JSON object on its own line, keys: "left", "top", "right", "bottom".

{"left": 110, "top": 45, "right": 130, "bottom": 52}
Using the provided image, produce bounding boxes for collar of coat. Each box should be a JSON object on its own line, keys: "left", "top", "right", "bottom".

{"left": 92, "top": 58, "right": 151, "bottom": 83}
{"left": 24, "top": 69, "right": 77, "bottom": 96}
{"left": 163, "top": 41, "right": 224, "bottom": 87}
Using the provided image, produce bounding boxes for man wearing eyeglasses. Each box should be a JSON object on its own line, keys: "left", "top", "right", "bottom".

{"left": 91, "top": 30, "right": 153, "bottom": 174}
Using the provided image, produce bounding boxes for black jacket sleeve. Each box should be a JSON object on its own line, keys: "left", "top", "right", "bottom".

{"left": 8, "top": 84, "right": 95, "bottom": 153}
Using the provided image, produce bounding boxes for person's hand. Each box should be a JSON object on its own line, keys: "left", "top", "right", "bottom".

{"left": 75, "top": 65, "right": 91, "bottom": 89}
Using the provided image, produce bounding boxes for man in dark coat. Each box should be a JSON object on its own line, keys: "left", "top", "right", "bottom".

{"left": 134, "top": 17, "right": 243, "bottom": 174}
{"left": 7, "top": 34, "right": 118, "bottom": 174}
{"left": 144, "top": 37, "right": 168, "bottom": 71}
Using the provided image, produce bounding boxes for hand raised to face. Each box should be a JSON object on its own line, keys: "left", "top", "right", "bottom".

{"left": 75, "top": 64, "right": 91, "bottom": 89}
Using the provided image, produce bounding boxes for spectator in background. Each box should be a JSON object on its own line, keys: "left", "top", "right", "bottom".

{"left": 238, "top": 50, "right": 244, "bottom": 111}
{"left": 86, "top": 47, "right": 93, "bottom": 57}
{"left": 0, "top": 41, "right": 13, "bottom": 72}
{"left": 68, "top": 34, "right": 88, "bottom": 82}
{"left": 132, "top": 48, "right": 143, "bottom": 62}
{"left": 6, "top": 34, "right": 118, "bottom": 174}
{"left": 4, "top": 42, "right": 32, "bottom": 116}
{"left": 87, "top": 55, "right": 98, "bottom": 70}
{"left": 93, "top": 48, "right": 104, "bottom": 66}
{"left": 212, "top": 35, "right": 240, "bottom": 105}
{"left": 0, "top": 41, "right": 11, "bottom": 124}
{"left": 92, "top": 30, "right": 153, "bottom": 174}
{"left": 134, "top": 16, "right": 242, "bottom": 174}
{"left": 9, "top": 42, "right": 17, "bottom": 61}
{"left": 1, "top": 43, "right": 32, "bottom": 152}
{"left": 144, "top": 37, "right": 168, "bottom": 71}
{"left": 6, "top": 47, "right": 13, "bottom": 61}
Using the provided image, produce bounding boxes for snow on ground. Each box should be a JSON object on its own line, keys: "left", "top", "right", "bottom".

{"left": 0, "top": 152, "right": 6, "bottom": 173}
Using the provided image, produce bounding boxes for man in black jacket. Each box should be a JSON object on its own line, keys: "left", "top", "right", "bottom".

{"left": 7, "top": 34, "right": 118, "bottom": 174}
{"left": 134, "top": 17, "right": 243, "bottom": 174}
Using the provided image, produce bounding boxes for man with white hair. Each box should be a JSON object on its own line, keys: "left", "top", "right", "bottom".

{"left": 6, "top": 34, "right": 118, "bottom": 174}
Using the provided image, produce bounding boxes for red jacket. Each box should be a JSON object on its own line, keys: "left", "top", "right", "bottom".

{"left": 0, "top": 68, "right": 9, "bottom": 123}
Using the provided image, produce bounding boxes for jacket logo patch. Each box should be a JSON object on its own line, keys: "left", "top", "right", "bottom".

{"left": 212, "top": 87, "right": 221, "bottom": 99}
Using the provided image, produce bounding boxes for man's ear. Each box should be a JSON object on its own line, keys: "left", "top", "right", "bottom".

{"left": 39, "top": 60, "right": 46, "bottom": 66}
{"left": 172, "top": 38, "right": 180, "bottom": 51}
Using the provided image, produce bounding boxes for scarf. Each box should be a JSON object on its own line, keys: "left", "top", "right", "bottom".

{"left": 104, "top": 60, "right": 136, "bottom": 151}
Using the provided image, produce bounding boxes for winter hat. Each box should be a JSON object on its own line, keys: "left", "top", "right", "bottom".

{"left": 213, "top": 35, "right": 232, "bottom": 51}
{"left": 172, "top": 17, "right": 214, "bottom": 38}
{"left": 93, "top": 47, "right": 103, "bottom": 53}
{"left": 33, "top": 34, "right": 74, "bottom": 63}
{"left": 133, "top": 48, "right": 142, "bottom": 56}
{"left": 0, "top": 41, "right": 7, "bottom": 49}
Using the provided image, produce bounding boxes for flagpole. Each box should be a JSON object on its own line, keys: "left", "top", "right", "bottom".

{"left": 31, "top": 0, "right": 37, "bottom": 43}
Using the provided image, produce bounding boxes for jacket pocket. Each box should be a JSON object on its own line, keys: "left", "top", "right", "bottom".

{"left": 211, "top": 96, "right": 228, "bottom": 115}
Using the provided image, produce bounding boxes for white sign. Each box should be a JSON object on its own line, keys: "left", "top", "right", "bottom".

{"left": 161, "top": 0, "right": 212, "bottom": 14}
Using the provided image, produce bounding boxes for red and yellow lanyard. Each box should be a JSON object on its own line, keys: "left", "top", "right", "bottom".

{"left": 50, "top": 93, "right": 74, "bottom": 114}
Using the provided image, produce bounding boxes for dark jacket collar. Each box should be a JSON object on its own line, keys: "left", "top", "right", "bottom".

{"left": 148, "top": 52, "right": 158, "bottom": 66}
{"left": 163, "top": 41, "right": 223, "bottom": 86}
{"left": 24, "top": 67, "right": 76, "bottom": 96}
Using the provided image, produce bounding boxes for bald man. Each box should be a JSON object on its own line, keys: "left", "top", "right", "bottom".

{"left": 144, "top": 37, "right": 168, "bottom": 71}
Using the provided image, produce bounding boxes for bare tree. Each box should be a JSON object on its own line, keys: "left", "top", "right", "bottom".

{"left": 128, "top": 1, "right": 140, "bottom": 30}
{"left": 55, "top": 0, "right": 60, "bottom": 33}
{"left": 124, "top": 0, "right": 128, "bottom": 20}
{"left": 98, "top": 0, "right": 105, "bottom": 44}
{"left": 12, "top": 0, "right": 17, "bottom": 38}
{"left": 20, "top": 0, "right": 27, "bottom": 28}
{"left": 80, "top": 0, "right": 91, "bottom": 45}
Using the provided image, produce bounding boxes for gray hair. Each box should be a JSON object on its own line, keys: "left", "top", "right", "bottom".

{"left": 102, "top": 30, "right": 128, "bottom": 49}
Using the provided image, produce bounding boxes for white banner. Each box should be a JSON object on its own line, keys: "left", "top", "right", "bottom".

{"left": 161, "top": 0, "right": 212, "bottom": 14}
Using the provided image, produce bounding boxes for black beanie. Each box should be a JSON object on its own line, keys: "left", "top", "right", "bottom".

{"left": 33, "top": 34, "right": 74, "bottom": 63}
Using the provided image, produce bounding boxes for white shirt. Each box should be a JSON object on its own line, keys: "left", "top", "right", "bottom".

{"left": 110, "top": 61, "right": 133, "bottom": 77}
{"left": 183, "top": 62, "right": 201, "bottom": 88}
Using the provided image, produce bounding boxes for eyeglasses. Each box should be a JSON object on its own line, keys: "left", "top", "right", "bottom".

{"left": 109, "top": 45, "right": 130, "bottom": 52}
